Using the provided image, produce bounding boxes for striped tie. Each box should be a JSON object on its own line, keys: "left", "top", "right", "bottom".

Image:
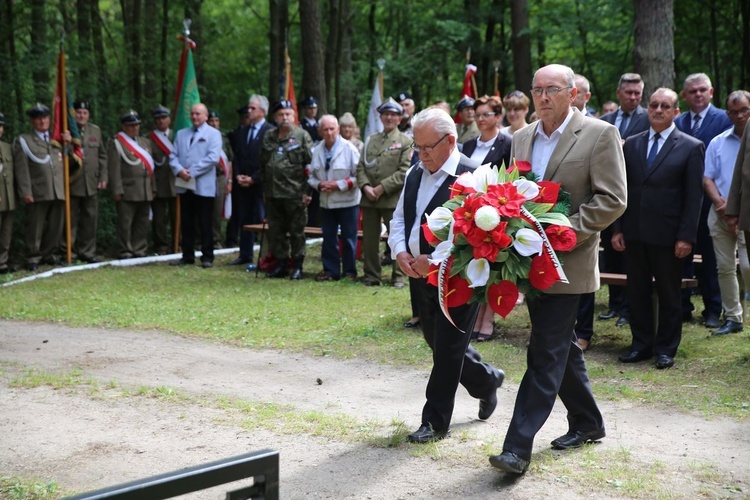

{"left": 691, "top": 113, "right": 701, "bottom": 136}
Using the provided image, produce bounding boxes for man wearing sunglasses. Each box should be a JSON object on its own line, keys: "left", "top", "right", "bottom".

{"left": 612, "top": 88, "right": 704, "bottom": 370}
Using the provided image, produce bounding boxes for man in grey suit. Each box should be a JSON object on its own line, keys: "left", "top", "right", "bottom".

{"left": 612, "top": 88, "right": 704, "bottom": 369}
{"left": 170, "top": 103, "right": 223, "bottom": 268}
{"left": 489, "top": 64, "right": 627, "bottom": 475}
{"left": 598, "top": 73, "right": 651, "bottom": 327}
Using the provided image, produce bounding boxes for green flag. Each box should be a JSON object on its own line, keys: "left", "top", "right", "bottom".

{"left": 172, "top": 47, "right": 201, "bottom": 136}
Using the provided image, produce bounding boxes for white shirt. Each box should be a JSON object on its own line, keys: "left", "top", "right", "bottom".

{"left": 704, "top": 126, "right": 743, "bottom": 198}
{"left": 35, "top": 130, "right": 49, "bottom": 143}
{"left": 389, "top": 147, "right": 461, "bottom": 257}
{"left": 648, "top": 123, "right": 676, "bottom": 159}
{"left": 469, "top": 133, "right": 498, "bottom": 164}
{"left": 531, "top": 107, "right": 575, "bottom": 179}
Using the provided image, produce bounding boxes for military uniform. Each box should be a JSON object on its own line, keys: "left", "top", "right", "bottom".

{"left": 357, "top": 127, "right": 412, "bottom": 285}
{"left": 108, "top": 126, "right": 155, "bottom": 259}
{"left": 260, "top": 122, "right": 313, "bottom": 273}
{"left": 212, "top": 133, "right": 233, "bottom": 247}
{"left": 0, "top": 138, "right": 16, "bottom": 272}
{"left": 148, "top": 125, "right": 176, "bottom": 255}
{"left": 66, "top": 121, "right": 107, "bottom": 261}
{"left": 14, "top": 126, "right": 66, "bottom": 268}
{"left": 457, "top": 121, "right": 480, "bottom": 144}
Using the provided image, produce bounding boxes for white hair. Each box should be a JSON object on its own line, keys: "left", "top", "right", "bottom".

{"left": 249, "top": 94, "right": 269, "bottom": 114}
{"left": 412, "top": 106, "right": 457, "bottom": 139}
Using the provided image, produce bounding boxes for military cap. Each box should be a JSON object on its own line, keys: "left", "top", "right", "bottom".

{"left": 396, "top": 91, "right": 412, "bottom": 103}
{"left": 120, "top": 110, "right": 141, "bottom": 125}
{"left": 377, "top": 97, "right": 403, "bottom": 115}
{"left": 300, "top": 96, "right": 318, "bottom": 108}
{"left": 73, "top": 101, "right": 90, "bottom": 110}
{"left": 236, "top": 105, "right": 250, "bottom": 116}
{"left": 271, "top": 99, "right": 295, "bottom": 114}
{"left": 208, "top": 109, "right": 220, "bottom": 119}
{"left": 456, "top": 96, "right": 475, "bottom": 111}
{"left": 27, "top": 103, "right": 50, "bottom": 118}
{"left": 0, "top": 113, "right": 5, "bottom": 125}
{"left": 151, "top": 104, "right": 170, "bottom": 118}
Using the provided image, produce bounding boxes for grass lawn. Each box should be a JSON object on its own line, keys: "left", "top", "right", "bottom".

{"left": 2, "top": 248, "right": 749, "bottom": 420}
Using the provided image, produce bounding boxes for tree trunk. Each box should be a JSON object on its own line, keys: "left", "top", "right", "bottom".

{"left": 76, "top": 0, "right": 94, "bottom": 101}
{"left": 90, "top": 0, "right": 108, "bottom": 116}
{"left": 633, "top": 0, "right": 674, "bottom": 98}
{"left": 144, "top": 0, "right": 160, "bottom": 105}
{"left": 337, "top": 0, "right": 354, "bottom": 114}
{"left": 269, "top": 0, "right": 289, "bottom": 101}
{"left": 481, "top": 0, "right": 505, "bottom": 96}
{"left": 324, "top": 0, "right": 339, "bottom": 111}
{"left": 161, "top": 0, "right": 169, "bottom": 105}
{"left": 30, "top": 0, "right": 50, "bottom": 102}
{"left": 299, "top": 0, "right": 327, "bottom": 113}
{"left": 121, "top": 0, "right": 144, "bottom": 111}
{"left": 742, "top": 0, "right": 750, "bottom": 88}
{"left": 511, "top": 0, "right": 532, "bottom": 103}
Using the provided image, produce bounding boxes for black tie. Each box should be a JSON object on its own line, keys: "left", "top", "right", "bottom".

{"left": 190, "top": 128, "right": 198, "bottom": 146}
{"left": 647, "top": 132, "right": 661, "bottom": 169}
{"left": 247, "top": 125, "right": 256, "bottom": 144}
{"left": 618, "top": 111, "right": 630, "bottom": 138}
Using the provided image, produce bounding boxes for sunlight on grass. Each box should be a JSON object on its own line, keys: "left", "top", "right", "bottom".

{"left": 1, "top": 258, "right": 749, "bottom": 419}
{"left": 0, "top": 476, "right": 59, "bottom": 500}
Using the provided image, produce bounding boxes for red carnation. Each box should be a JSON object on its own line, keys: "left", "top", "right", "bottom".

{"left": 529, "top": 252, "right": 559, "bottom": 290}
{"left": 465, "top": 223, "right": 512, "bottom": 263}
{"left": 453, "top": 194, "right": 480, "bottom": 235}
{"left": 487, "top": 280, "right": 520, "bottom": 318}
{"left": 483, "top": 183, "right": 525, "bottom": 218}
{"left": 514, "top": 159, "right": 532, "bottom": 175}
{"left": 422, "top": 222, "right": 442, "bottom": 245}
{"left": 545, "top": 225, "right": 577, "bottom": 252}
{"left": 534, "top": 181, "right": 561, "bottom": 204}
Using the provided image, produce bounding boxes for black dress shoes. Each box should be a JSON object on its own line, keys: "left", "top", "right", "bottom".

{"left": 489, "top": 451, "right": 529, "bottom": 474}
{"left": 597, "top": 309, "right": 617, "bottom": 320}
{"left": 615, "top": 316, "right": 629, "bottom": 327}
{"left": 201, "top": 261, "right": 213, "bottom": 269}
{"left": 290, "top": 268, "right": 303, "bottom": 280}
{"left": 227, "top": 257, "right": 251, "bottom": 266}
{"left": 712, "top": 320, "right": 743, "bottom": 336}
{"left": 170, "top": 259, "right": 195, "bottom": 266}
{"left": 618, "top": 350, "right": 652, "bottom": 363}
{"left": 551, "top": 428, "right": 606, "bottom": 449}
{"left": 704, "top": 314, "right": 721, "bottom": 329}
{"left": 80, "top": 256, "right": 101, "bottom": 264}
{"left": 407, "top": 424, "right": 450, "bottom": 443}
{"left": 26, "top": 263, "right": 39, "bottom": 271}
{"left": 478, "top": 369, "right": 505, "bottom": 420}
{"left": 655, "top": 354, "right": 674, "bottom": 369}
{"left": 0, "top": 265, "right": 17, "bottom": 274}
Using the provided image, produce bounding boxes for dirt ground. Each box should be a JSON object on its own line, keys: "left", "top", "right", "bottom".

{"left": 1, "top": 320, "right": 748, "bottom": 499}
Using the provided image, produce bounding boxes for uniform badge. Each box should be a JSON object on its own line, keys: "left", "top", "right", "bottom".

{"left": 277, "top": 146, "right": 284, "bottom": 154}
{"left": 388, "top": 142, "right": 402, "bottom": 150}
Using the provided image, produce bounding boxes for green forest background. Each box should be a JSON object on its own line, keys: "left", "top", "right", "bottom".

{"left": 0, "top": 0, "right": 748, "bottom": 255}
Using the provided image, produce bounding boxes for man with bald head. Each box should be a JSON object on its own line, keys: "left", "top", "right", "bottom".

{"left": 489, "top": 64, "right": 627, "bottom": 475}
{"left": 170, "top": 103, "right": 223, "bottom": 268}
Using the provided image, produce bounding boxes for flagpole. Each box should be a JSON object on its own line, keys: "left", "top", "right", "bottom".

{"left": 466, "top": 48, "right": 478, "bottom": 97}
{"left": 377, "top": 58, "right": 385, "bottom": 102}
{"left": 172, "top": 19, "right": 192, "bottom": 255}
{"left": 493, "top": 60, "right": 500, "bottom": 97}
{"left": 60, "top": 35, "right": 72, "bottom": 265}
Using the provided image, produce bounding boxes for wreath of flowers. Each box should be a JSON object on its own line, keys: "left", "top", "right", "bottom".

{"left": 422, "top": 160, "right": 576, "bottom": 325}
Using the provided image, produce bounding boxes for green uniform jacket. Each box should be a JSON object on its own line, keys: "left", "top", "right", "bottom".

{"left": 13, "top": 132, "right": 65, "bottom": 202}
{"left": 0, "top": 141, "right": 15, "bottom": 211}
{"left": 107, "top": 136, "right": 155, "bottom": 202}
{"left": 147, "top": 129, "right": 176, "bottom": 198}
{"left": 71, "top": 123, "right": 108, "bottom": 196}
{"left": 260, "top": 126, "right": 313, "bottom": 199}
{"left": 356, "top": 128, "right": 413, "bottom": 209}
{"left": 457, "top": 121, "right": 480, "bottom": 144}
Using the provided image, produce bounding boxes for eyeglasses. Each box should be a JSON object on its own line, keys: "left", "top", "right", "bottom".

{"left": 530, "top": 86, "right": 572, "bottom": 97}
{"left": 248, "top": 106, "right": 258, "bottom": 110}
{"left": 505, "top": 91, "right": 525, "bottom": 99}
{"left": 476, "top": 112, "right": 497, "bottom": 119}
{"left": 728, "top": 107, "right": 750, "bottom": 117}
{"left": 648, "top": 102, "right": 674, "bottom": 110}
{"left": 411, "top": 134, "right": 449, "bottom": 153}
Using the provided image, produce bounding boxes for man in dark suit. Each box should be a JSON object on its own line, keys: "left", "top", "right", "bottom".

{"left": 612, "top": 88, "right": 705, "bottom": 369}
{"left": 225, "top": 104, "right": 253, "bottom": 247}
{"left": 227, "top": 95, "right": 274, "bottom": 270}
{"left": 229, "top": 95, "right": 280, "bottom": 271}
{"left": 675, "top": 73, "right": 733, "bottom": 329}
{"left": 598, "top": 73, "right": 651, "bottom": 328}
{"left": 489, "top": 64, "right": 627, "bottom": 475}
{"left": 388, "top": 107, "right": 504, "bottom": 444}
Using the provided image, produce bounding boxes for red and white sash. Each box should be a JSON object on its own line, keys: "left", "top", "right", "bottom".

{"left": 115, "top": 132, "right": 155, "bottom": 176}
{"left": 148, "top": 129, "right": 174, "bottom": 158}
{"left": 218, "top": 151, "right": 229, "bottom": 177}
